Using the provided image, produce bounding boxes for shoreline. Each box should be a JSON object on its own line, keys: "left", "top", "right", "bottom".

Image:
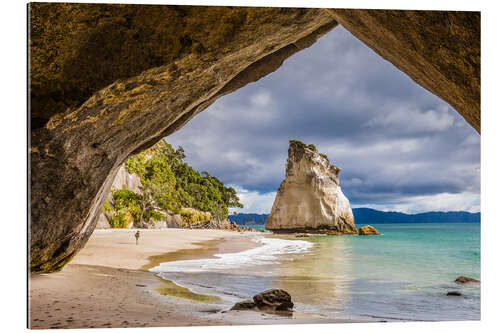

{"left": 29, "top": 229, "right": 257, "bottom": 329}
{"left": 29, "top": 228, "right": 362, "bottom": 329}
{"left": 69, "top": 228, "right": 254, "bottom": 271}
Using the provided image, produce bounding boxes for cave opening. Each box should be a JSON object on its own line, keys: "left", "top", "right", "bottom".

{"left": 29, "top": 5, "right": 479, "bottom": 272}
{"left": 163, "top": 25, "right": 480, "bottom": 218}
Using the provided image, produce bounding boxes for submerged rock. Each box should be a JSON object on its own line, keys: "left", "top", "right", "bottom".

{"left": 455, "top": 276, "right": 480, "bottom": 284}
{"left": 358, "top": 225, "right": 380, "bottom": 235}
{"left": 265, "top": 141, "right": 357, "bottom": 234}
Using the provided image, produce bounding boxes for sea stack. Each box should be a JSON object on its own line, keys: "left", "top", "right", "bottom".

{"left": 266, "top": 140, "right": 357, "bottom": 234}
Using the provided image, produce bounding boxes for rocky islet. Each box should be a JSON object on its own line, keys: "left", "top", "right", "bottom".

{"left": 266, "top": 140, "right": 357, "bottom": 234}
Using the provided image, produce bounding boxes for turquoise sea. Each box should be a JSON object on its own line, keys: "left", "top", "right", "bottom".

{"left": 243, "top": 224, "right": 266, "bottom": 230}
{"left": 151, "top": 223, "right": 480, "bottom": 322}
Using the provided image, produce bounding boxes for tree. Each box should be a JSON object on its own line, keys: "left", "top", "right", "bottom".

{"left": 104, "top": 189, "right": 142, "bottom": 228}
{"left": 111, "top": 139, "right": 244, "bottom": 227}
{"left": 139, "top": 152, "right": 179, "bottom": 221}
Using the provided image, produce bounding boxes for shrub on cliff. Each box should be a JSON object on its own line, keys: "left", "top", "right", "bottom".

{"left": 290, "top": 139, "right": 328, "bottom": 159}
{"left": 289, "top": 139, "right": 306, "bottom": 148}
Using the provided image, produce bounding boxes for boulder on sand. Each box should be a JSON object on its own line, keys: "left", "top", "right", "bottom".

{"left": 253, "top": 289, "right": 294, "bottom": 312}
{"left": 230, "top": 289, "right": 294, "bottom": 313}
{"left": 358, "top": 225, "right": 380, "bottom": 235}
{"left": 231, "top": 300, "right": 257, "bottom": 310}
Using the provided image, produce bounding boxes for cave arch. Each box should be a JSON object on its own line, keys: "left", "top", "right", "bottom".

{"left": 29, "top": 4, "right": 480, "bottom": 272}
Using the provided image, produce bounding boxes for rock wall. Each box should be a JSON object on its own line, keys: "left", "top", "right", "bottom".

{"left": 266, "top": 142, "right": 357, "bottom": 234}
{"left": 29, "top": 4, "right": 480, "bottom": 272}
{"left": 110, "top": 164, "right": 141, "bottom": 193}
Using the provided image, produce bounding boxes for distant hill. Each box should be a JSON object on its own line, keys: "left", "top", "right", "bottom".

{"left": 228, "top": 208, "right": 480, "bottom": 225}
{"left": 227, "top": 213, "right": 269, "bottom": 225}
{"left": 351, "top": 208, "right": 480, "bottom": 224}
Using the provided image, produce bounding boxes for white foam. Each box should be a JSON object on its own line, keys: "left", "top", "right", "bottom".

{"left": 149, "top": 236, "right": 313, "bottom": 273}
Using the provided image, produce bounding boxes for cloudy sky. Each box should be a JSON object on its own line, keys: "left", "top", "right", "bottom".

{"left": 166, "top": 26, "right": 480, "bottom": 214}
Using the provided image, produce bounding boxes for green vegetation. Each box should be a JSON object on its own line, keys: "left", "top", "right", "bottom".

{"left": 290, "top": 139, "right": 328, "bottom": 160}
{"left": 307, "top": 144, "right": 317, "bottom": 151}
{"left": 104, "top": 139, "right": 243, "bottom": 228}
{"left": 104, "top": 189, "right": 141, "bottom": 228}
{"left": 289, "top": 139, "right": 316, "bottom": 151}
{"left": 179, "top": 208, "right": 212, "bottom": 226}
{"left": 289, "top": 139, "right": 307, "bottom": 148}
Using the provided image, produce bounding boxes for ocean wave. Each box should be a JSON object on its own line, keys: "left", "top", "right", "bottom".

{"left": 149, "top": 236, "right": 313, "bottom": 273}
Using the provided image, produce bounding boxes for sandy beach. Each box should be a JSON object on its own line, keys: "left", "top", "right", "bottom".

{"left": 29, "top": 228, "right": 357, "bottom": 329}
{"left": 70, "top": 228, "right": 256, "bottom": 270}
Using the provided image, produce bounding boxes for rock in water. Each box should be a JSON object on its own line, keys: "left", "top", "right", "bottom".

{"left": 265, "top": 141, "right": 357, "bottom": 234}
{"left": 455, "top": 276, "right": 480, "bottom": 284}
{"left": 446, "top": 291, "right": 462, "bottom": 296}
{"left": 358, "top": 225, "right": 380, "bottom": 235}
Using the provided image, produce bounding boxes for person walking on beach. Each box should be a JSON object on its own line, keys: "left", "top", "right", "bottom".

{"left": 135, "top": 230, "right": 140, "bottom": 245}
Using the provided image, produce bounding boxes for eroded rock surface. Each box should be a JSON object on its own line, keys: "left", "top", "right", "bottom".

{"left": 110, "top": 164, "right": 141, "bottom": 193}
{"left": 29, "top": 4, "right": 480, "bottom": 272}
{"left": 253, "top": 289, "right": 294, "bottom": 312}
{"left": 231, "top": 300, "right": 256, "bottom": 311}
{"left": 230, "top": 289, "right": 294, "bottom": 313}
{"left": 266, "top": 141, "right": 357, "bottom": 234}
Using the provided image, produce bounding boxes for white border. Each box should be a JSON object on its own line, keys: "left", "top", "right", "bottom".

{"left": 2, "top": 1, "right": 498, "bottom": 332}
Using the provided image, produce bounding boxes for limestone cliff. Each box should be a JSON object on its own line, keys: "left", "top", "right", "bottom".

{"left": 266, "top": 141, "right": 356, "bottom": 234}
{"left": 109, "top": 164, "right": 142, "bottom": 193}
{"left": 96, "top": 164, "right": 141, "bottom": 229}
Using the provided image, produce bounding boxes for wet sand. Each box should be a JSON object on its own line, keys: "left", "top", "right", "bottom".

{"left": 29, "top": 229, "right": 359, "bottom": 329}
